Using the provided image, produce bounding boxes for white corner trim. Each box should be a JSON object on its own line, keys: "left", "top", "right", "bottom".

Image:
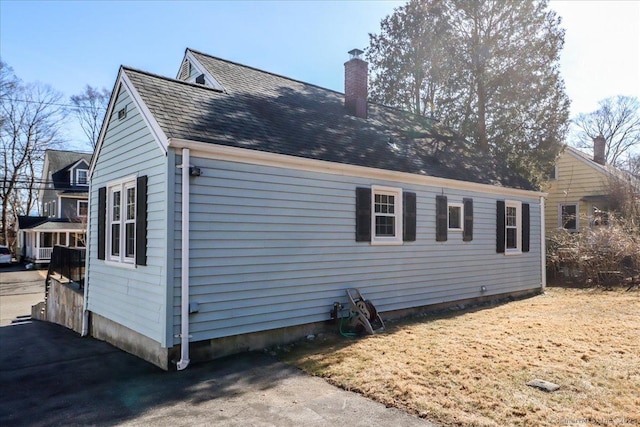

{"left": 540, "top": 196, "right": 546, "bottom": 290}
{"left": 168, "top": 138, "right": 547, "bottom": 199}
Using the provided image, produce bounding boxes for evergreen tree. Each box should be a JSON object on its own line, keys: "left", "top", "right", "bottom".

{"left": 367, "top": 0, "right": 570, "bottom": 185}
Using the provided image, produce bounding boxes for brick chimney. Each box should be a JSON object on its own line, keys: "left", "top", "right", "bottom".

{"left": 593, "top": 134, "right": 606, "bottom": 165}
{"left": 344, "top": 49, "right": 368, "bottom": 119}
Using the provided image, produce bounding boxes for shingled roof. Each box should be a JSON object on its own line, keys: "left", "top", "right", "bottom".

{"left": 122, "top": 49, "right": 535, "bottom": 190}
{"left": 45, "top": 149, "right": 92, "bottom": 191}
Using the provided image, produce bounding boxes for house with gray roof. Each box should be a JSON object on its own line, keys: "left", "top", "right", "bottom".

{"left": 18, "top": 149, "right": 91, "bottom": 265}
{"left": 85, "top": 48, "right": 547, "bottom": 370}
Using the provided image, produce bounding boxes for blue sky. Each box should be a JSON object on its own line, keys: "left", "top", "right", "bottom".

{"left": 1, "top": 0, "right": 638, "bottom": 151}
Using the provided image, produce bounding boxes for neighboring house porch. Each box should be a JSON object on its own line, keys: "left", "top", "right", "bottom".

{"left": 18, "top": 218, "right": 86, "bottom": 265}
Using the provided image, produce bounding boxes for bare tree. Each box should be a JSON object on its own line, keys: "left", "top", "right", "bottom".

{"left": 627, "top": 154, "right": 640, "bottom": 178}
{"left": 573, "top": 96, "right": 640, "bottom": 167}
{"left": 1, "top": 63, "right": 66, "bottom": 245}
{"left": 70, "top": 85, "right": 110, "bottom": 149}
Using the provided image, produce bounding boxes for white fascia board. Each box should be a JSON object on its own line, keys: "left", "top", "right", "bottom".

{"left": 184, "top": 50, "right": 226, "bottom": 92}
{"left": 168, "top": 138, "right": 547, "bottom": 200}
{"left": 90, "top": 68, "right": 169, "bottom": 178}
{"left": 565, "top": 147, "right": 609, "bottom": 176}
{"left": 90, "top": 68, "right": 123, "bottom": 178}
{"left": 120, "top": 71, "right": 169, "bottom": 156}
{"left": 69, "top": 158, "right": 90, "bottom": 171}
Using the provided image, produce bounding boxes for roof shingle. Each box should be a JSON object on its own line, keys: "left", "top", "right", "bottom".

{"left": 122, "top": 49, "right": 535, "bottom": 190}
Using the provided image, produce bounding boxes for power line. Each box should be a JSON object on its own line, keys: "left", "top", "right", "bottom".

{"left": 2, "top": 98, "right": 108, "bottom": 110}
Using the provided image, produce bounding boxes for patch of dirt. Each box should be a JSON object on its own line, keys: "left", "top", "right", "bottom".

{"left": 279, "top": 288, "right": 640, "bottom": 427}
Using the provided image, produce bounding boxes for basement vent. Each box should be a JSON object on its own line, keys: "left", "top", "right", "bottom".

{"left": 118, "top": 106, "right": 127, "bottom": 120}
{"left": 178, "top": 60, "right": 191, "bottom": 80}
{"left": 195, "top": 74, "right": 205, "bottom": 85}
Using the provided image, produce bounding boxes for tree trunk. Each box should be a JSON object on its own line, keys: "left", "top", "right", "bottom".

{"left": 476, "top": 77, "right": 489, "bottom": 152}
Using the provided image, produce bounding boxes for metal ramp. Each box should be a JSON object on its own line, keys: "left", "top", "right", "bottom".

{"left": 346, "top": 288, "right": 385, "bottom": 334}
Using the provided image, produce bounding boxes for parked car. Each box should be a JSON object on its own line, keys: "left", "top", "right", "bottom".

{"left": 0, "top": 245, "right": 12, "bottom": 265}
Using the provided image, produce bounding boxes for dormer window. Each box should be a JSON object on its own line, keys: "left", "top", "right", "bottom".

{"left": 177, "top": 53, "right": 226, "bottom": 91}
{"left": 77, "top": 169, "right": 88, "bottom": 186}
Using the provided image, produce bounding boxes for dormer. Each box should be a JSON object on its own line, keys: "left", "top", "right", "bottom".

{"left": 69, "top": 159, "right": 90, "bottom": 187}
{"left": 176, "top": 50, "right": 225, "bottom": 92}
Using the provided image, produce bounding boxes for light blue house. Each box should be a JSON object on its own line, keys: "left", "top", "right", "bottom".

{"left": 85, "top": 48, "right": 546, "bottom": 370}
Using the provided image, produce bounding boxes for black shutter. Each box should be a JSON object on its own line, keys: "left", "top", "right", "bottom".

{"left": 403, "top": 192, "right": 416, "bottom": 242}
{"left": 496, "top": 200, "right": 505, "bottom": 253}
{"left": 135, "top": 175, "right": 148, "bottom": 266}
{"left": 97, "top": 187, "right": 106, "bottom": 260}
{"left": 522, "top": 203, "right": 530, "bottom": 253}
{"left": 463, "top": 198, "right": 473, "bottom": 242}
{"left": 355, "top": 187, "right": 371, "bottom": 242}
{"left": 436, "top": 195, "right": 448, "bottom": 242}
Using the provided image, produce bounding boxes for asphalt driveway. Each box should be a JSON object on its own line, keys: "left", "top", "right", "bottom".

{"left": 0, "top": 294, "right": 434, "bottom": 426}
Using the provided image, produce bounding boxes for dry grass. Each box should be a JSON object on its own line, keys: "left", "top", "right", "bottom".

{"left": 279, "top": 288, "right": 640, "bottom": 426}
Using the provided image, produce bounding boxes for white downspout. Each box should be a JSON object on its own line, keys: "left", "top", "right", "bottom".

{"left": 81, "top": 180, "right": 92, "bottom": 337}
{"left": 540, "top": 196, "right": 547, "bottom": 290}
{"left": 177, "top": 148, "right": 191, "bottom": 370}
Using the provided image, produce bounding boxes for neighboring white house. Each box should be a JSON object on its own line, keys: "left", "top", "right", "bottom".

{"left": 84, "top": 48, "right": 547, "bottom": 370}
{"left": 18, "top": 150, "right": 91, "bottom": 265}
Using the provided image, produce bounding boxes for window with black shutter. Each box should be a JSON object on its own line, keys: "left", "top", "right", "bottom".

{"left": 98, "top": 187, "right": 106, "bottom": 260}
{"left": 403, "top": 192, "right": 417, "bottom": 242}
{"left": 355, "top": 187, "right": 371, "bottom": 242}
{"left": 496, "top": 200, "right": 506, "bottom": 253}
{"left": 463, "top": 198, "right": 473, "bottom": 242}
{"left": 497, "top": 200, "right": 529, "bottom": 254}
{"left": 355, "top": 186, "right": 415, "bottom": 244}
{"left": 135, "top": 175, "right": 148, "bottom": 265}
{"left": 436, "top": 195, "right": 447, "bottom": 241}
{"left": 522, "top": 203, "right": 530, "bottom": 253}
{"left": 100, "top": 175, "right": 148, "bottom": 265}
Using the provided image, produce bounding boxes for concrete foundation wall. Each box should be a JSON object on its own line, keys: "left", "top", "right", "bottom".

{"left": 43, "top": 278, "right": 84, "bottom": 334}
{"left": 166, "top": 288, "right": 540, "bottom": 370}
{"left": 90, "top": 312, "right": 169, "bottom": 370}
{"left": 171, "top": 319, "right": 327, "bottom": 365}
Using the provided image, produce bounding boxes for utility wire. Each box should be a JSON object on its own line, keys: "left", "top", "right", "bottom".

{"left": 2, "top": 98, "right": 107, "bottom": 110}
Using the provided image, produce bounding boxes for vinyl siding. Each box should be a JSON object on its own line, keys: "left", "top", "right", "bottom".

{"left": 171, "top": 155, "right": 542, "bottom": 344}
{"left": 86, "top": 86, "right": 169, "bottom": 345}
{"left": 544, "top": 150, "right": 609, "bottom": 233}
{"left": 60, "top": 196, "right": 85, "bottom": 219}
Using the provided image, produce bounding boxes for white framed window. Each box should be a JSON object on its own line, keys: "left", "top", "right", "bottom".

{"left": 76, "top": 169, "right": 88, "bottom": 186}
{"left": 559, "top": 203, "right": 578, "bottom": 232}
{"left": 371, "top": 185, "right": 403, "bottom": 245}
{"left": 505, "top": 200, "right": 522, "bottom": 254}
{"left": 107, "top": 177, "right": 136, "bottom": 264}
{"left": 77, "top": 200, "right": 88, "bottom": 218}
{"left": 448, "top": 202, "right": 463, "bottom": 231}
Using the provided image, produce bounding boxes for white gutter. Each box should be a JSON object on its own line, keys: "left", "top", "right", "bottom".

{"left": 540, "top": 196, "right": 547, "bottom": 290}
{"left": 176, "top": 148, "right": 191, "bottom": 370}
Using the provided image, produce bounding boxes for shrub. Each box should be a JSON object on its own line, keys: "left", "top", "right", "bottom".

{"left": 547, "top": 215, "right": 640, "bottom": 286}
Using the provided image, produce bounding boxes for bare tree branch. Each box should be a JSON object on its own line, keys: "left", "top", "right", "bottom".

{"left": 572, "top": 96, "right": 640, "bottom": 167}
{"left": 1, "top": 61, "right": 66, "bottom": 245}
{"left": 70, "top": 85, "right": 110, "bottom": 149}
